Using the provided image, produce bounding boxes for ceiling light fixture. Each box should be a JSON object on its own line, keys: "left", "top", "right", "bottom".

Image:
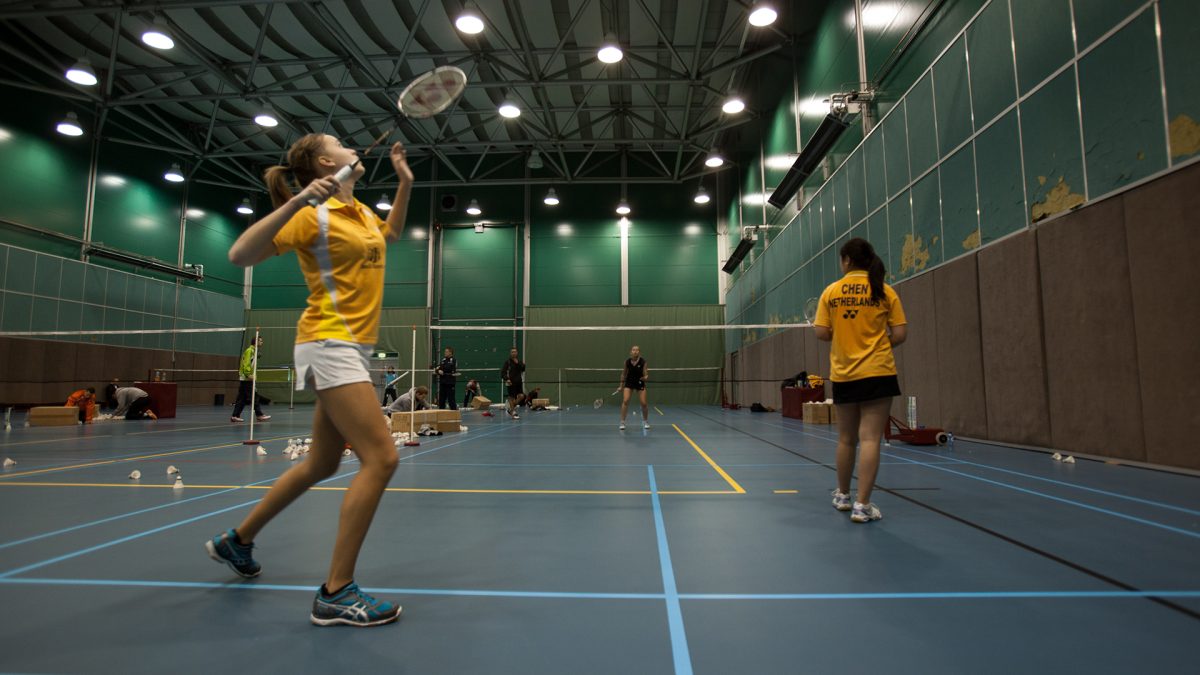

{"left": 56, "top": 112, "right": 84, "bottom": 137}
{"left": 65, "top": 59, "right": 98, "bottom": 86}
{"left": 598, "top": 34, "right": 623, "bottom": 64}
{"left": 141, "top": 20, "right": 174, "bottom": 50}
{"left": 163, "top": 163, "right": 185, "bottom": 183}
{"left": 722, "top": 97, "right": 746, "bottom": 114}
{"left": 498, "top": 102, "right": 521, "bottom": 118}
{"left": 237, "top": 198, "right": 254, "bottom": 215}
{"left": 748, "top": 3, "right": 778, "bottom": 27}
{"left": 466, "top": 199, "right": 482, "bottom": 216}
{"left": 455, "top": 8, "right": 485, "bottom": 34}
{"left": 705, "top": 152, "right": 725, "bottom": 168}
{"left": 543, "top": 187, "right": 560, "bottom": 205}
{"left": 375, "top": 195, "right": 392, "bottom": 211}
{"left": 254, "top": 112, "right": 278, "bottom": 127}
{"left": 694, "top": 186, "right": 711, "bottom": 204}
{"left": 615, "top": 200, "right": 631, "bottom": 216}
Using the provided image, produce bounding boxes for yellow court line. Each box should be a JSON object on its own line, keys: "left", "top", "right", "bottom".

{"left": 0, "top": 433, "right": 298, "bottom": 480}
{"left": 0, "top": 481, "right": 738, "bottom": 496}
{"left": 654, "top": 406, "right": 664, "bottom": 416}
{"left": 671, "top": 424, "right": 746, "bottom": 494}
{"left": 774, "top": 490, "right": 799, "bottom": 494}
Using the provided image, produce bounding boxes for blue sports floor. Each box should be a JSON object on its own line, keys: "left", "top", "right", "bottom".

{"left": 0, "top": 404, "right": 1197, "bottom": 674}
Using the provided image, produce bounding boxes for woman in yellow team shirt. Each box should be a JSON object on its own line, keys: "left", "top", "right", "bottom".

{"left": 813, "top": 238, "right": 907, "bottom": 523}
{"left": 207, "top": 133, "right": 413, "bottom": 627}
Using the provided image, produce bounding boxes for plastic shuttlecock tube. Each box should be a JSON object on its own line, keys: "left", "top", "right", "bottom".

{"left": 1051, "top": 453, "right": 1062, "bottom": 461}
{"left": 256, "top": 446, "right": 268, "bottom": 456}
{"left": 3, "top": 457, "right": 15, "bottom": 468}
{"left": 166, "top": 465, "right": 179, "bottom": 474}
{"left": 1063, "top": 456, "right": 1076, "bottom": 464}
{"left": 128, "top": 470, "right": 141, "bottom": 480}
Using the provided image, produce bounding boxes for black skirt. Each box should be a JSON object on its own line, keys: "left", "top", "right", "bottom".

{"left": 831, "top": 375, "right": 900, "bottom": 404}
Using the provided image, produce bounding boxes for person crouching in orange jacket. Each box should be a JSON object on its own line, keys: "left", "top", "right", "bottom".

{"left": 65, "top": 387, "right": 97, "bottom": 423}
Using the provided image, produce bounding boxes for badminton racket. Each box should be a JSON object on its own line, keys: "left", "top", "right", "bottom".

{"left": 308, "top": 66, "right": 468, "bottom": 207}
{"left": 593, "top": 388, "right": 622, "bottom": 409}
{"left": 803, "top": 297, "right": 819, "bottom": 324}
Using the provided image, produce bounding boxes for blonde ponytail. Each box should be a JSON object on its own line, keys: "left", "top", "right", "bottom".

{"left": 262, "top": 133, "right": 329, "bottom": 209}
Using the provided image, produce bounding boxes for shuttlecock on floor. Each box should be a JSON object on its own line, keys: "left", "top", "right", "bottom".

{"left": 288, "top": 450, "right": 299, "bottom": 461}
{"left": 304, "top": 437, "right": 312, "bottom": 444}
{"left": 1063, "top": 455, "right": 1075, "bottom": 464}
{"left": 256, "top": 446, "right": 268, "bottom": 456}
{"left": 128, "top": 470, "right": 141, "bottom": 480}
{"left": 302, "top": 445, "right": 310, "bottom": 454}
{"left": 1051, "top": 453, "right": 1062, "bottom": 462}
{"left": 3, "top": 457, "right": 15, "bottom": 468}
{"left": 173, "top": 475, "right": 184, "bottom": 489}
{"left": 460, "top": 426, "right": 469, "bottom": 432}
{"left": 166, "top": 465, "right": 179, "bottom": 475}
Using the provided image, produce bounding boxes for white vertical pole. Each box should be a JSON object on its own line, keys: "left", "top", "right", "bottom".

{"left": 288, "top": 366, "right": 294, "bottom": 410}
{"left": 409, "top": 326, "right": 417, "bottom": 440}
{"left": 244, "top": 328, "right": 260, "bottom": 444}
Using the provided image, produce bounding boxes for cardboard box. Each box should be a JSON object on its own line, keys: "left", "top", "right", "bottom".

{"left": 802, "top": 402, "right": 837, "bottom": 424}
{"left": 29, "top": 406, "right": 79, "bottom": 427}
{"left": 435, "top": 409, "right": 462, "bottom": 422}
{"left": 436, "top": 421, "right": 462, "bottom": 433}
{"left": 390, "top": 410, "right": 440, "bottom": 432}
{"left": 471, "top": 396, "right": 492, "bottom": 410}
{"left": 532, "top": 398, "right": 550, "bottom": 408}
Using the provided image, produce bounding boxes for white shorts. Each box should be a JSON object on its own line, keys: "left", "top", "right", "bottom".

{"left": 294, "top": 339, "right": 373, "bottom": 391}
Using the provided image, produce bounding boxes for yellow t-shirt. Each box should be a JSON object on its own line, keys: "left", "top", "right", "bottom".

{"left": 272, "top": 197, "right": 390, "bottom": 345}
{"left": 814, "top": 271, "right": 907, "bottom": 382}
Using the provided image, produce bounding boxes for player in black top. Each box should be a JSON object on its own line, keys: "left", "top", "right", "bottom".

{"left": 619, "top": 345, "right": 649, "bottom": 431}
{"left": 435, "top": 347, "right": 458, "bottom": 410}
{"left": 500, "top": 347, "right": 526, "bottom": 419}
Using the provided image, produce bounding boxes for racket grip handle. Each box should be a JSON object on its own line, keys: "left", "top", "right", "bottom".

{"left": 305, "top": 164, "right": 355, "bottom": 207}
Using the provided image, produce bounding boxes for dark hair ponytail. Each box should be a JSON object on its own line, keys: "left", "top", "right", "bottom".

{"left": 839, "top": 237, "right": 886, "bottom": 302}
{"left": 263, "top": 133, "right": 329, "bottom": 209}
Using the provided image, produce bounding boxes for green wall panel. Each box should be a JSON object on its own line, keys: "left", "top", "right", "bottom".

{"left": 1012, "top": 0, "right": 1075, "bottom": 94}
{"left": 864, "top": 128, "right": 888, "bottom": 213}
{"left": 845, "top": 147, "right": 868, "bottom": 225}
{"left": 939, "top": 144, "right": 980, "bottom": 257}
{"left": 911, "top": 169, "right": 944, "bottom": 272}
{"left": 630, "top": 220, "right": 717, "bottom": 305}
{"left": 1074, "top": 0, "right": 1149, "bottom": 48}
{"left": 0, "top": 119, "right": 88, "bottom": 242}
{"left": 966, "top": 0, "right": 1018, "bottom": 128}
{"left": 1161, "top": 0, "right": 1200, "bottom": 162}
{"left": 976, "top": 109, "right": 1027, "bottom": 245}
{"left": 905, "top": 73, "right": 940, "bottom": 177}
{"left": 1078, "top": 10, "right": 1168, "bottom": 195}
{"left": 5, "top": 247, "right": 35, "bottom": 293}
{"left": 530, "top": 219, "right": 620, "bottom": 306}
{"left": 440, "top": 226, "right": 517, "bottom": 320}
{"left": 887, "top": 193, "right": 914, "bottom": 283}
{"left": 881, "top": 102, "right": 911, "bottom": 198}
{"left": 1021, "top": 69, "right": 1086, "bottom": 221}
{"left": 933, "top": 35, "right": 974, "bottom": 158}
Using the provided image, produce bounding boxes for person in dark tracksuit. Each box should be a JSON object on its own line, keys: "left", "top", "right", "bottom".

{"left": 436, "top": 347, "right": 458, "bottom": 410}
{"left": 500, "top": 348, "right": 526, "bottom": 419}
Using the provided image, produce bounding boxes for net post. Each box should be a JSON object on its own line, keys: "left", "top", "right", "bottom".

{"left": 242, "top": 327, "right": 261, "bottom": 445}
{"left": 403, "top": 325, "right": 419, "bottom": 447}
{"left": 557, "top": 368, "right": 562, "bottom": 410}
{"left": 288, "top": 366, "right": 294, "bottom": 410}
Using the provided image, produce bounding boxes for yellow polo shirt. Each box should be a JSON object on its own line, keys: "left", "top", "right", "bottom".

{"left": 273, "top": 197, "right": 390, "bottom": 345}
{"left": 814, "top": 271, "right": 907, "bottom": 382}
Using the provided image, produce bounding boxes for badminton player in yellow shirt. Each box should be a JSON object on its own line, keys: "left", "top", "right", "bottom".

{"left": 208, "top": 133, "right": 412, "bottom": 626}
{"left": 814, "top": 238, "right": 907, "bottom": 523}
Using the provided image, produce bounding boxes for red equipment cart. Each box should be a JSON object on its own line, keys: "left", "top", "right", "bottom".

{"left": 885, "top": 416, "right": 951, "bottom": 446}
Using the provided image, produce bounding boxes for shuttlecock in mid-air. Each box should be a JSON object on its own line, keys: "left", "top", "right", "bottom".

{"left": 2, "top": 457, "right": 15, "bottom": 468}
{"left": 343, "top": 448, "right": 352, "bottom": 456}
{"left": 128, "top": 470, "right": 141, "bottom": 480}
{"left": 166, "top": 465, "right": 179, "bottom": 475}
{"left": 256, "top": 446, "right": 268, "bottom": 456}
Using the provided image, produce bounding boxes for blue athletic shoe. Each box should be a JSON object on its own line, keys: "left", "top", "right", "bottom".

{"left": 205, "top": 528, "right": 261, "bottom": 578}
{"left": 310, "top": 582, "right": 402, "bottom": 627}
